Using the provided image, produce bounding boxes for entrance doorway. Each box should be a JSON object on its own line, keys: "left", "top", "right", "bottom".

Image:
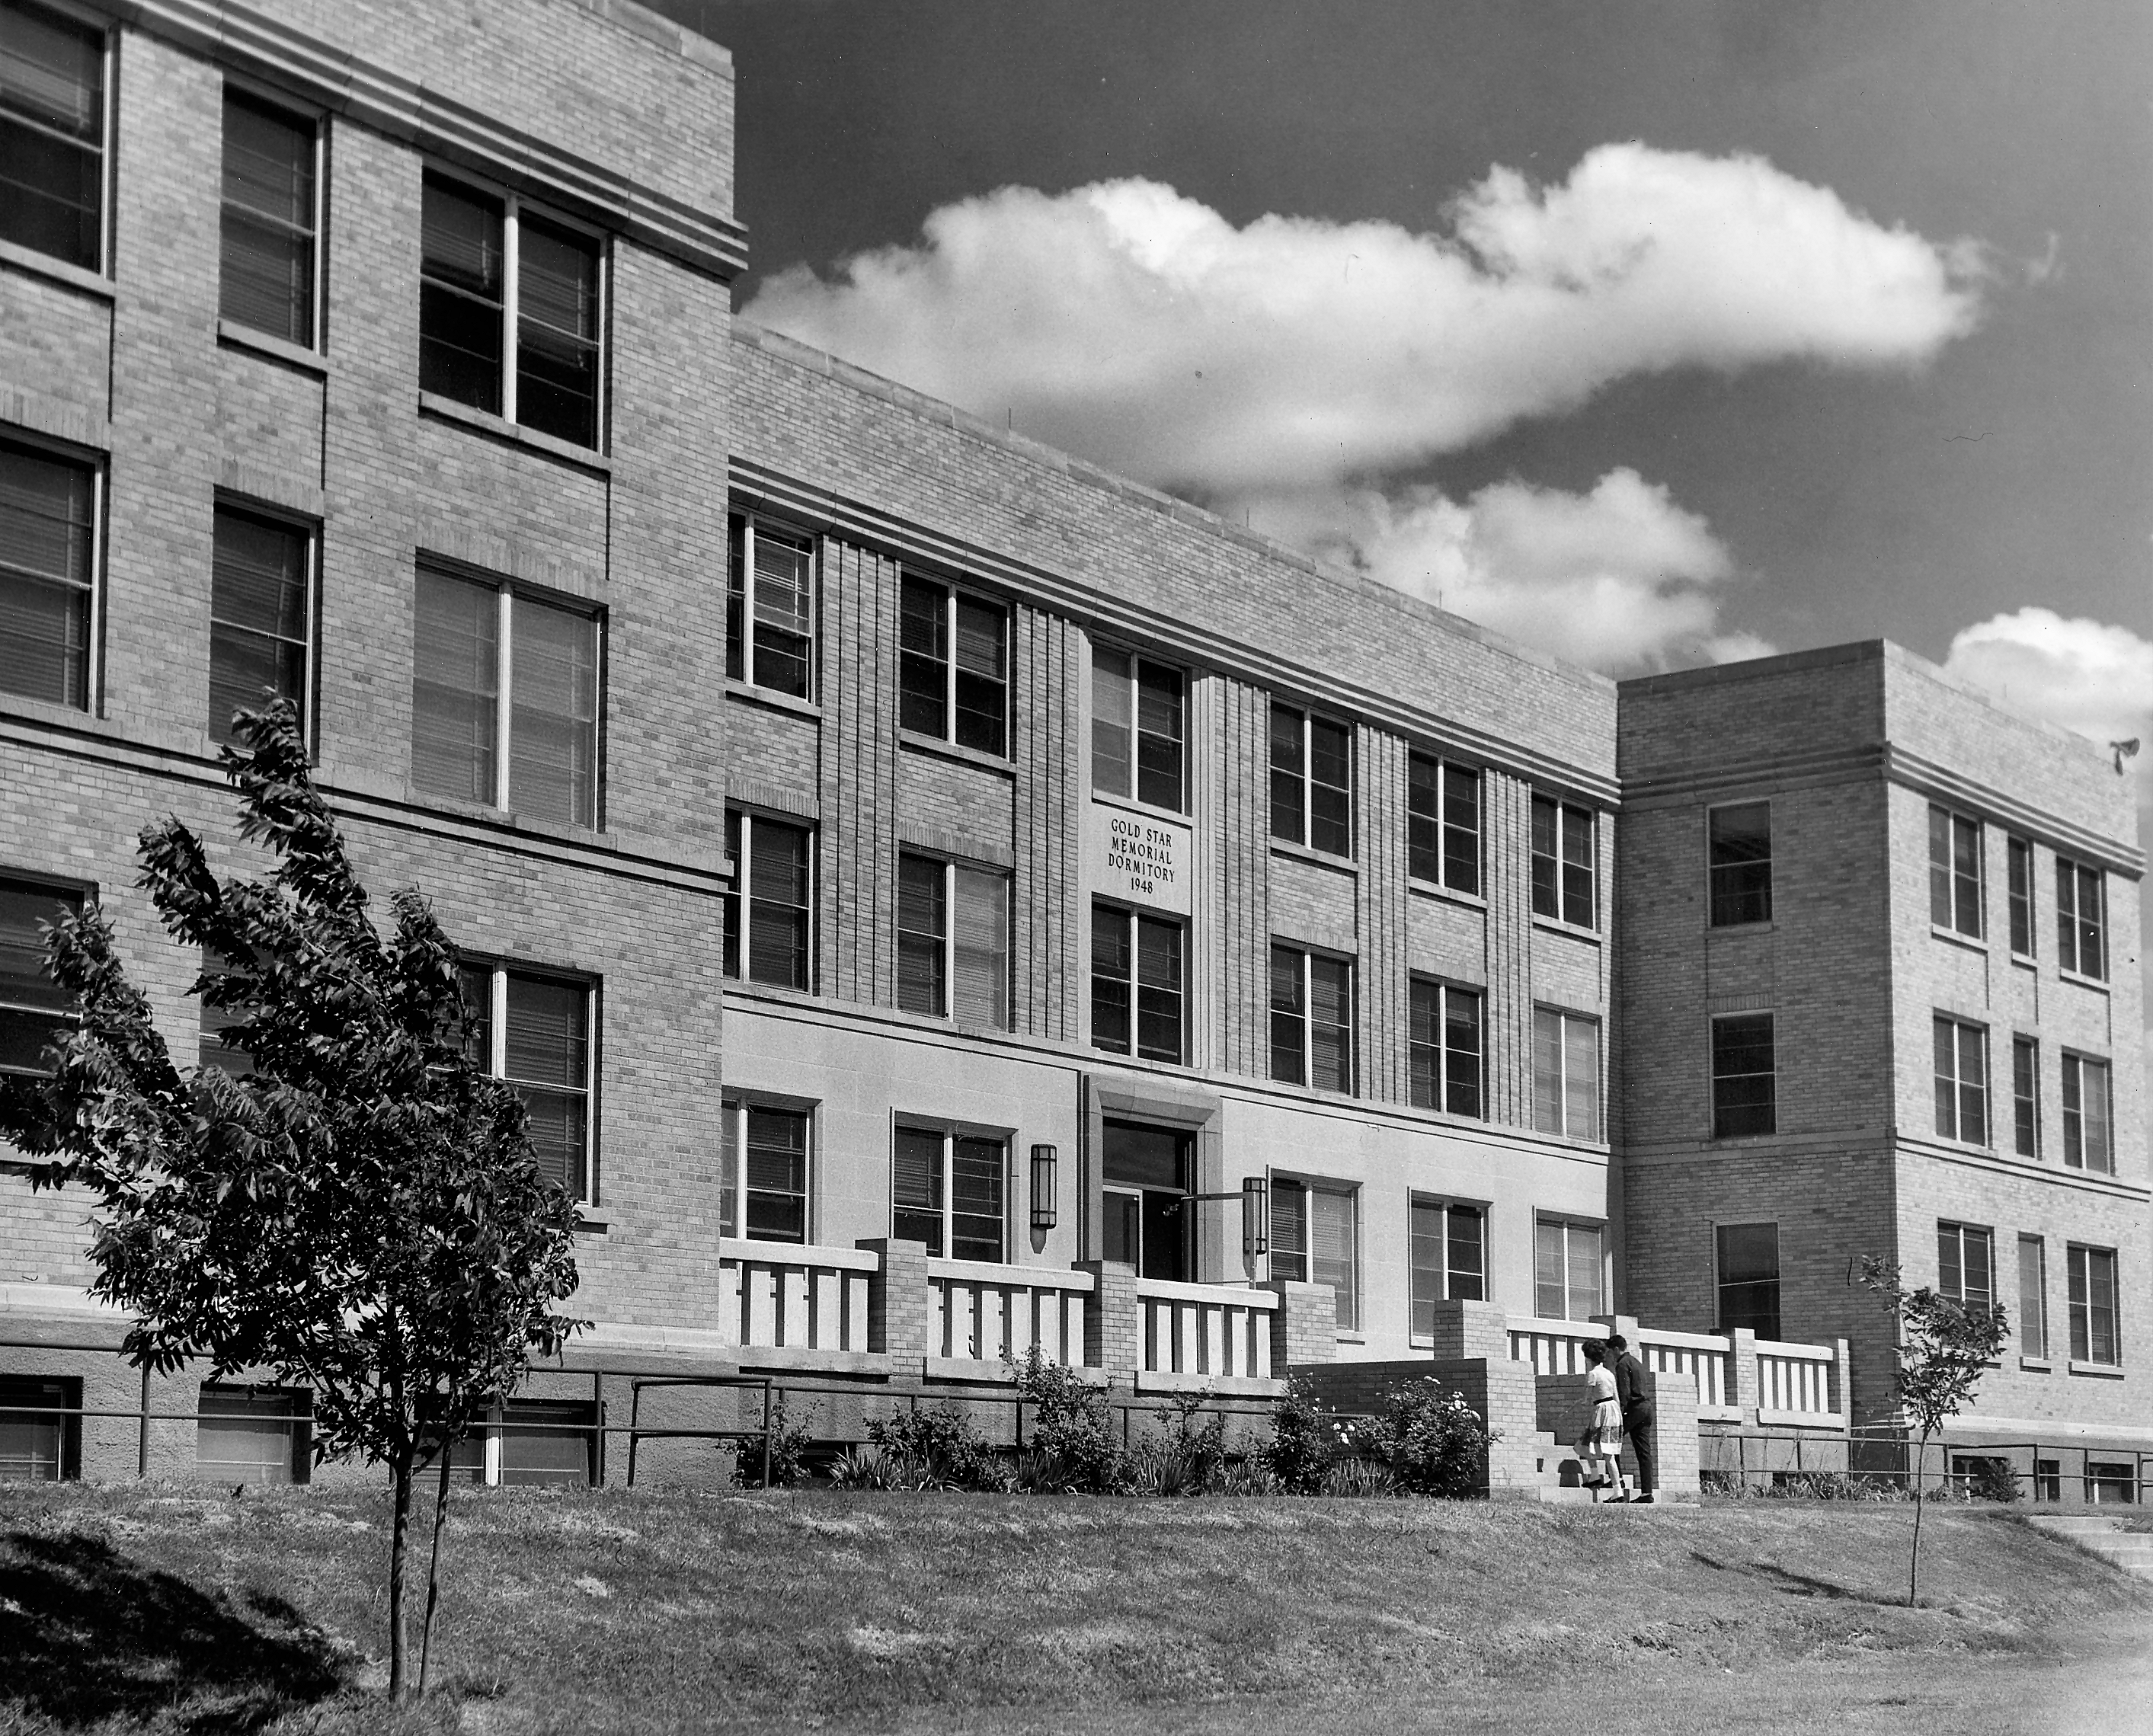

{"left": 1101, "top": 1119, "right": 1192, "bottom": 1280}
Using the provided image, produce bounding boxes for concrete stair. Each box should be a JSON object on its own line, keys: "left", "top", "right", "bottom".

{"left": 1523, "top": 1428, "right": 1655, "bottom": 1505}
{"left": 2027, "top": 1514, "right": 2153, "bottom": 1580}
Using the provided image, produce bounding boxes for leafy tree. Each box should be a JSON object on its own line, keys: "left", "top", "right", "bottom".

{"left": 0, "top": 704, "right": 584, "bottom": 1700}
{"left": 1858, "top": 1256, "right": 2010, "bottom": 1606}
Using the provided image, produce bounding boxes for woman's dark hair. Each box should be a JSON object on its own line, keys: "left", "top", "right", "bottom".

{"left": 1582, "top": 1341, "right": 1605, "bottom": 1364}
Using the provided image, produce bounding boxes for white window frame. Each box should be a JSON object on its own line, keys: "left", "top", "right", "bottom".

{"left": 1268, "top": 941, "right": 1355, "bottom": 1095}
{"left": 464, "top": 958, "right": 597, "bottom": 1206}
{"left": 1531, "top": 1005, "right": 1601, "bottom": 1142}
{"left": 1268, "top": 1172, "right": 1361, "bottom": 1332}
{"left": 1409, "top": 1193, "right": 1488, "bottom": 1341}
{"left": 1, "top": 0, "right": 114, "bottom": 277}
{"left": 718, "top": 1094, "right": 814, "bottom": 1244}
{"left": 2066, "top": 1242, "right": 2120, "bottom": 1367}
{"left": 896, "top": 850, "right": 1009, "bottom": 1029}
{"left": 2018, "top": 1233, "right": 2049, "bottom": 1360}
{"left": 210, "top": 495, "right": 316, "bottom": 747}
{"left": 2055, "top": 855, "right": 2108, "bottom": 981}
{"left": 898, "top": 571, "right": 1009, "bottom": 756}
{"left": 1534, "top": 1214, "right": 1605, "bottom": 1323}
{"left": 728, "top": 514, "right": 816, "bottom": 696}
{"left": 1406, "top": 750, "right": 1480, "bottom": 893}
{"left": 1928, "top": 804, "right": 1984, "bottom": 939}
{"left": 2061, "top": 1050, "right": 2113, "bottom": 1173}
{"left": 1937, "top": 1219, "right": 1995, "bottom": 1307}
{"left": 1706, "top": 798, "right": 1774, "bottom": 928}
{"left": 724, "top": 808, "right": 815, "bottom": 992}
{"left": 891, "top": 1121, "right": 1010, "bottom": 1264}
{"left": 1407, "top": 975, "right": 1482, "bottom": 1117}
{"left": 2011, "top": 1034, "right": 2039, "bottom": 1159}
{"left": 2006, "top": 834, "right": 2035, "bottom": 958}
{"left": 1932, "top": 1014, "right": 1989, "bottom": 1146}
{"left": 1529, "top": 794, "right": 1597, "bottom": 929}
{"left": 0, "top": 430, "right": 105, "bottom": 714}
{"left": 1268, "top": 702, "right": 1355, "bottom": 856}
{"left": 1090, "top": 644, "right": 1187, "bottom": 814}
{"left": 217, "top": 75, "right": 326, "bottom": 351}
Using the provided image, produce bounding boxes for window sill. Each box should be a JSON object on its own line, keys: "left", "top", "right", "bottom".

{"left": 0, "top": 238, "right": 113, "bottom": 301}
{"left": 1406, "top": 875, "right": 1484, "bottom": 910}
{"left": 574, "top": 1210, "right": 609, "bottom": 1235}
{"left": 2057, "top": 968, "right": 2110, "bottom": 995}
{"left": 725, "top": 679, "right": 822, "bottom": 721}
{"left": 217, "top": 319, "right": 328, "bottom": 376}
{"left": 1092, "top": 788, "right": 1190, "bottom": 829}
{"left": 897, "top": 728, "right": 1015, "bottom": 776}
{"left": 1930, "top": 923, "right": 1987, "bottom": 954}
{"left": 1334, "top": 1332, "right": 1368, "bottom": 1345}
{"left": 2020, "top": 1356, "right": 2052, "bottom": 1373}
{"left": 2068, "top": 1359, "right": 2125, "bottom": 1379}
{"left": 401, "top": 785, "right": 613, "bottom": 849}
{"left": 417, "top": 392, "right": 611, "bottom": 474}
{"left": 2008, "top": 950, "right": 2037, "bottom": 970}
{"left": 1707, "top": 918, "right": 1774, "bottom": 935}
{"left": 1270, "top": 839, "right": 1357, "bottom": 874}
{"left": 1531, "top": 915, "right": 1601, "bottom": 945}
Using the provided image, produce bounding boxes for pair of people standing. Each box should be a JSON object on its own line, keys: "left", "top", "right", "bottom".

{"left": 1578, "top": 1335, "right": 1656, "bottom": 1504}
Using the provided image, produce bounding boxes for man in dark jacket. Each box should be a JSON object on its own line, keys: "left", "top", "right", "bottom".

{"left": 1606, "top": 1333, "right": 1655, "bottom": 1503}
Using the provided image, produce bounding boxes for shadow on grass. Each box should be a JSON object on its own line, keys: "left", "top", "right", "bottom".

{"left": 1691, "top": 1550, "right": 1904, "bottom": 1607}
{"left": 0, "top": 1529, "right": 344, "bottom": 1731}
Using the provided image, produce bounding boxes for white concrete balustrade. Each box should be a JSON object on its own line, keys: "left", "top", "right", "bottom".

{"left": 1638, "top": 1325, "right": 1739, "bottom": 1421}
{"left": 1508, "top": 1316, "right": 1843, "bottom": 1427}
{"left": 928, "top": 1259, "right": 1094, "bottom": 1366}
{"left": 718, "top": 1239, "right": 875, "bottom": 1354}
{"left": 1135, "top": 1278, "right": 1277, "bottom": 1382}
{"left": 1507, "top": 1317, "right": 1601, "bottom": 1376}
{"left": 1756, "top": 1338, "right": 1844, "bottom": 1424}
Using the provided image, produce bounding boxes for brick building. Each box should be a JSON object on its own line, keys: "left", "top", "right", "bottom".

{"left": 0, "top": 0, "right": 2142, "bottom": 1491}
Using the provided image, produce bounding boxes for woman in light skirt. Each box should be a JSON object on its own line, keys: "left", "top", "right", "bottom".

{"left": 1579, "top": 1341, "right": 1632, "bottom": 1501}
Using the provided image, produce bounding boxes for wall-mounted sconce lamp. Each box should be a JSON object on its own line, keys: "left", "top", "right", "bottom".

{"left": 1030, "top": 1143, "right": 1058, "bottom": 1232}
{"left": 1242, "top": 1175, "right": 1268, "bottom": 1260}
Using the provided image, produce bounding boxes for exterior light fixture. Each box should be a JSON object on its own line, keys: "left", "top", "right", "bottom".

{"left": 1242, "top": 1175, "right": 1268, "bottom": 1260}
{"left": 1030, "top": 1143, "right": 1058, "bottom": 1232}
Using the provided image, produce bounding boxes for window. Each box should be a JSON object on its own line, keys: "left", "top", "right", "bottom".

{"left": 195, "top": 948, "right": 253, "bottom": 1076}
{"left": 430, "top": 1398, "right": 597, "bottom": 1488}
{"left": 0, "top": 438, "right": 97, "bottom": 710}
{"left": 411, "top": 565, "right": 600, "bottom": 829}
{"left": 0, "top": 1375, "right": 77, "bottom": 1480}
{"left": 1716, "top": 1223, "right": 1780, "bottom": 1338}
{"left": 891, "top": 1125, "right": 1005, "bottom": 1261}
{"left": 899, "top": 574, "right": 1006, "bottom": 756}
{"left": 1708, "top": 801, "right": 1772, "bottom": 926}
{"left": 420, "top": 171, "right": 603, "bottom": 448}
{"left": 1092, "top": 648, "right": 1184, "bottom": 810}
{"left": 2085, "top": 1461, "right": 2137, "bottom": 1504}
{"left": 1534, "top": 1217, "right": 1603, "bottom": 1322}
{"left": 896, "top": 852, "right": 1008, "bottom": 1028}
{"left": 725, "top": 516, "right": 814, "bottom": 699}
{"left": 2067, "top": 1244, "right": 2119, "bottom": 1366}
{"left": 1407, "top": 754, "right": 1480, "bottom": 893}
{"left": 718, "top": 1099, "right": 808, "bottom": 1242}
{"left": 1271, "top": 1178, "right": 1358, "bottom": 1329}
{"left": 2055, "top": 858, "right": 2107, "bottom": 980}
{"left": 1102, "top": 1121, "right": 1191, "bottom": 1281}
{"left": 2034, "top": 1459, "right": 2062, "bottom": 1504}
{"left": 1269, "top": 943, "right": 1353, "bottom": 1094}
{"left": 459, "top": 962, "right": 594, "bottom": 1200}
{"left": 0, "top": 0, "right": 104, "bottom": 270}
{"left": 1530, "top": 796, "right": 1595, "bottom": 928}
{"left": 2018, "top": 1235, "right": 2049, "bottom": 1360}
{"left": 197, "top": 1386, "right": 308, "bottom": 1485}
{"left": 1710, "top": 1012, "right": 1775, "bottom": 1138}
{"left": 1409, "top": 1197, "right": 1486, "bottom": 1337}
{"left": 1928, "top": 807, "right": 1982, "bottom": 938}
{"left": 1091, "top": 903, "right": 1183, "bottom": 1063}
{"left": 1937, "top": 1221, "right": 1995, "bottom": 1307}
{"left": 1269, "top": 704, "right": 1352, "bottom": 856}
{"left": 1932, "top": 1015, "right": 1988, "bottom": 1146}
{"left": 2062, "top": 1053, "right": 2112, "bottom": 1173}
{"left": 722, "top": 810, "right": 812, "bottom": 992}
{"left": 0, "top": 873, "right": 79, "bottom": 1074}
{"left": 209, "top": 505, "right": 311, "bottom": 744}
{"left": 2011, "top": 1037, "right": 2039, "bottom": 1159}
{"left": 219, "top": 89, "right": 317, "bottom": 347}
{"left": 2007, "top": 836, "right": 2034, "bottom": 957}
{"left": 1408, "top": 977, "right": 1481, "bottom": 1117}
{"left": 1532, "top": 1008, "right": 1600, "bottom": 1141}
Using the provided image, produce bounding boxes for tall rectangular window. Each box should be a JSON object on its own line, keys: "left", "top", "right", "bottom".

{"left": 1270, "top": 1178, "right": 1358, "bottom": 1329}
{"left": 1408, "top": 977, "right": 1481, "bottom": 1117}
{"left": 1928, "top": 806, "right": 1982, "bottom": 938}
{"left": 892, "top": 1125, "right": 1005, "bottom": 1262}
{"left": 2011, "top": 1036, "right": 2039, "bottom": 1159}
{"left": 459, "top": 961, "right": 594, "bottom": 1200}
{"left": 2018, "top": 1235, "right": 2049, "bottom": 1360}
{"left": 1532, "top": 1007, "right": 1600, "bottom": 1141}
{"left": 219, "top": 89, "right": 316, "bottom": 347}
{"left": 1534, "top": 1217, "right": 1603, "bottom": 1322}
{"left": 725, "top": 517, "right": 814, "bottom": 699}
{"left": 1268, "top": 704, "right": 1352, "bottom": 856}
{"left": 1092, "top": 649, "right": 1184, "bottom": 811}
{"left": 0, "top": 873, "right": 79, "bottom": 1075}
{"left": 2062, "top": 1053, "right": 2113, "bottom": 1173}
{"left": 899, "top": 574, "right": 1006, "bottom": 756}
{"left": 2067, "top": 1244, "right": 2119, "bottom": 1366}
{"left": 421, "top": 173, "right": 603, "bottom": 449}
{"left": 1708, "top": 801, "right": 1772, "bottom": 926}
{"left": 1530, "top": 796, "right": 1595, "bottom": 928}
{"left": 2055, "top": 858, "right": 2107, "bottom": 980}
{"left": 209, "top": 506, "right": 310, "bottom": 744}
{"left": 718, "top": 1099, "right": 808, "bottom": 1243}
{"left": 1716, "top": 1222, "right": 1780, "bottom": 1338}
{"left": 2007, "top": 836, "right": 2034, "bottom": 957}
{"left": 0, "top": 439, "right": 96, "bottom": 710}
{"left": 1410, "top": 1197, "right": 1486, "bottom": 1338}
{"left": 411, "top": 566, "right": 600, "bottom": 829}
{"left": 896, "top": 852, "right": 1008, "bottom": 1028}
{"left": 1269, "top": 943, "right": 1353, "bottom": 1094}
{"left": 722, "top": 810, "right": 812, "bottom": 992}
{"left": 1710, "top": 1012, "right": 1776, "bottom": 1137}
{"left": 1406, "top": 753, "right": 1480, "bottom": 893}
{"left": 1932, "top": 1015, "right": 1988, "bottom": 1146}
{"left": 1937, "top": 1220, "right": 1995, "bottom": 1306}
{"left": 1090, "top": 902, "right": 1183, "bottom": 1063}
{"left": 0, "top": 0, "right": 104, "bottom": 271}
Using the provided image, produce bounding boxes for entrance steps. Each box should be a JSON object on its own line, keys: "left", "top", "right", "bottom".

{"left": 2027, "top": 1514, "right": 2153, "bottom": 1580}
{"left": 1517, "top": 1428, "right": 1678, "bottom": 1505}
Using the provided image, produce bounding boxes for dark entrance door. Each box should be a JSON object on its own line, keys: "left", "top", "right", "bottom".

{"left": 1101, "top": 1119, "right": 1192, "bottom": 1281}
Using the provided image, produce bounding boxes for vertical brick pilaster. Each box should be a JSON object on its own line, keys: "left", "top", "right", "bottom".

{"left": 1265, "top": 1278, "right": 1336, "bottom": 1372}
{"left": 1357, "top": 726, "right": 1409, "bottom": 1103}
{"left": 1646, "top": 1367, "right": 1700, "bottom": 1496}
{"left": 1013, "top": 606, "right": 1076, "bottom": 1040}
{"left": 1425, "top": 1298, "right": 1512, "bottom": 1360}
{"left": 1484, "top": 772, "right": 1535, "bottom": 1127}
{"left": 859, "top": 1239, "right": 931, "bottom": 1357}
{"left": 821, "top": 542, "right": 901, "bottom": 1005}
{"left": 1078, "top": 1259, "right": 1138, "bottom": 1380}
{"left": 1728, "top": 1327, "right": 1760, "bottom": 1424}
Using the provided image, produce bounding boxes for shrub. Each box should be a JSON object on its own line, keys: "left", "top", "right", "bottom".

{"left": 1011, "top": 1348, "right": 1123, "bottom": 1492}
{"left": 1320, "top": 1458, "right": 1399, "bottom": 1498}
{"left": 731, "top": 1398, "right": 817, "bottom": 1488}
{"left": 1956, "top": 1456, "right": 2022, "bottom": 1504}
{"left": 1257, "top": 1377, "right": 1342, "bottom": 1495}
{"left": 867, "top": 1402, "right": 1003, "bottom": 1489}
{"left": 1369, "top": 1379, "right": 1493, "bottom": 1498}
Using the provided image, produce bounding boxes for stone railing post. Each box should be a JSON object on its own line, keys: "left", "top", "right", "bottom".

{"left": 1425, "top": 1299, "right": 1510, "bottom": 1360}
{"left": 1831, "top": 1337, "right": 1851, "bottom": 1421}
{"left": 1645, "top": 1366, "right": 1700, "bottom": 1498}
{"left": 856, "top": 1238, "right": 931, "bottom": 1358}
{"left": 1726, "top": 1327, "right": 1760, "bottom": 1424}
{"left": 1076, "top": 1260, "right": 1138, "bottom": 1380}
{"left": 1262, "top": 1279, "right": 1336, "bottom": 1374}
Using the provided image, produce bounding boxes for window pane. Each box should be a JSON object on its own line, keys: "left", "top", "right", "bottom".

{"left": 952, "top": 865, "right": 1009, "bottom": 1029}
{"left": 1309, "top": 954, "right": 1353, "bottom": 1094}
{"left": 1444, "top": 989, "right": 1483, "bottom": 1118}
{"left": 2017, "top": 1236, "right": 2046, "bottom": 1358}
{"left": 0, "top": 874, "right": 78, "bottom": 1074}
{"left": 2007, "top": 837, "right": 2033, "bottom": 956}
{"left": 744, "top": 1106, "right": 808, "bottom": 1242}
{"left": 1532, "top": 1007, "right": 1563, "bottom": 1134}
{"left": 1566, "top": 1223, "right": 1603, "bottom": 1321}
{"left": 1563, "top": 1015, "right": 1598, "bottom": 1142}
{"left": 1448, "top": 1205, "right": 1485, "bottom": 1301}
{"left": 503, "top": 974, "right": 585, "bottom": 1089}
{"left": 1928, "top": 806, "right": 1953, "bottom": 929}
{"left": 1312, "top": 1188, "right": 1356, "bottom": 1328}
{"left": 1534, "top": 1219, "right": 1566, "bottom": 1319}
{"left": 891, "top": 1125, "right": 942, "bottom": 1253}
{"left": 1409, "top": 1200, "right": 1441, "bottom": 1338}
{"left": 747, "top": 529, "right": 814, "bottom": 698}
{"left": 2012, "top": 1037, "right": 2038, "bottom": 1159}
{"left": 1709, "top": 801, "right": 1771, "bottom": 926}
{"left": 1716, "top": 1222, "right": 1780, "bottom": 1338}
{"left": 0, "top": 0, "right": 104, "bottom": 270}
{"left": 896, "top": 853, "right": 945, "bottom": 1016}
{"left": 1089, "top": 901, "right": 1130, "bottom": 1053}
{"left": 1442, "top": 765, "right": 1480, "bottom": 894}
{"left": 1952, "top": 817, "right": 1982, "bottom": 936}
{"left": 1269, "top": 1181, "right": 1306, "bottom": 1283}
{"left": 1308, "top": 718, "right": 1352, "bottom": 855}
{"left": 1092, "top": 649, "right": 1131, "bottom": 797}
{"left": 517, "top": 216, "right": 601, "bottom": 447}
{"left": 210, "top": 509, "right": 309, "bottom": 743}
{"left": 1134, "top": 914, "right": 1182, "bottom": 1063}
{"left": 747, "top": 820, "right": 811, "bottom": 990}
{"left": 411, "top": 568, "right": 498, "bottom": 804}
{"left": 898, "top": 576, "right": 947, "bottom": 737}
{"left": 1560, "top": 807, "right": 1594, "bottom": 927}
{"left": 1134, "top": 661, "right": 1184, "bottom": 810}
{"left": 0, "top": 442, "right": 94, "bottom": 708}
{"left": 1711, "top": 1013, "right": 1775, "bottom": 1138}
{"left": 1268, "top": 705, "right": 1304, "bottom": 844}
{"left": 1406, "top": 754, "right": 1438, "bottom": 883}
{"left": 1407, "top": 977, "right": 1438, "bottom": 1110}
{"left": 219, "top": 92, "right": 314, "bottom": 344}
{"left": 951, "top": 1136, "right": 1004, "bottom": 1262}
{"left": 419, "top": 176, "right": 504, "bottom": 413}
{"left": 1529, "top": 797, "right": 1558, "bottom": 919}
{"left": 2080, "top": 1059, "right": 2111, "bottom": 1173}
{"left": 508, "top": 595, "right": 599, "bottom": 828}
{"left": 1268, "top": 943, "right": 1304, "bottom": 1085}
{"left": 952, "top": 596, "right": 1006, "bottom": 754}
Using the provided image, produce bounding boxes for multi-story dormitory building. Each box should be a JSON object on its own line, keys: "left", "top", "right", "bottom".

{"left": 0, "top": 0, "right": 2143, "bottom": 1497}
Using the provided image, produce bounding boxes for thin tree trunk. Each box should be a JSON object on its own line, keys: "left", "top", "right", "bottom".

{"left": 418, "top": 1432, "right": 454, "bottom": 1696}
{"left": 389, "top": 1450, "right": 414, "bottom": 1699}
{"left": 1908, "top": 1429, "right": 1928, "bottom": 1607}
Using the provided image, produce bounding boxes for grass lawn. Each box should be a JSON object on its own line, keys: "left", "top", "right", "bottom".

{"left": 3, "top": 1482, "right": 2149, "bottom": 1735}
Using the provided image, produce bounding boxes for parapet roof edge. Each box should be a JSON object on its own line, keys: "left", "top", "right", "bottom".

{"left": 548, "top": 0, "right": 734, "bottom": 70}
{"left": 730, "top": 320, "right": 1617, "bottom": 699}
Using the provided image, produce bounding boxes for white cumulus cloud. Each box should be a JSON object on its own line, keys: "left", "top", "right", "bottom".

{"left": 1942, "top": 609, "right": 2153, "bottom": 778}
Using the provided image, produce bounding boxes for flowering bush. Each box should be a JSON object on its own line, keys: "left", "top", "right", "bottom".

{"left": 1369, "top": 1380, "right": 1494, "bottom": 1498}
{"left": 864, "top": 1402, "right": 1005, "bottom": 1489}
{"left": 1011, "top": 1348, "right": 1124, "bottom": 1491}
{"left": 1257, "top": 1377, "right": 1342, "bottom": 1494}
